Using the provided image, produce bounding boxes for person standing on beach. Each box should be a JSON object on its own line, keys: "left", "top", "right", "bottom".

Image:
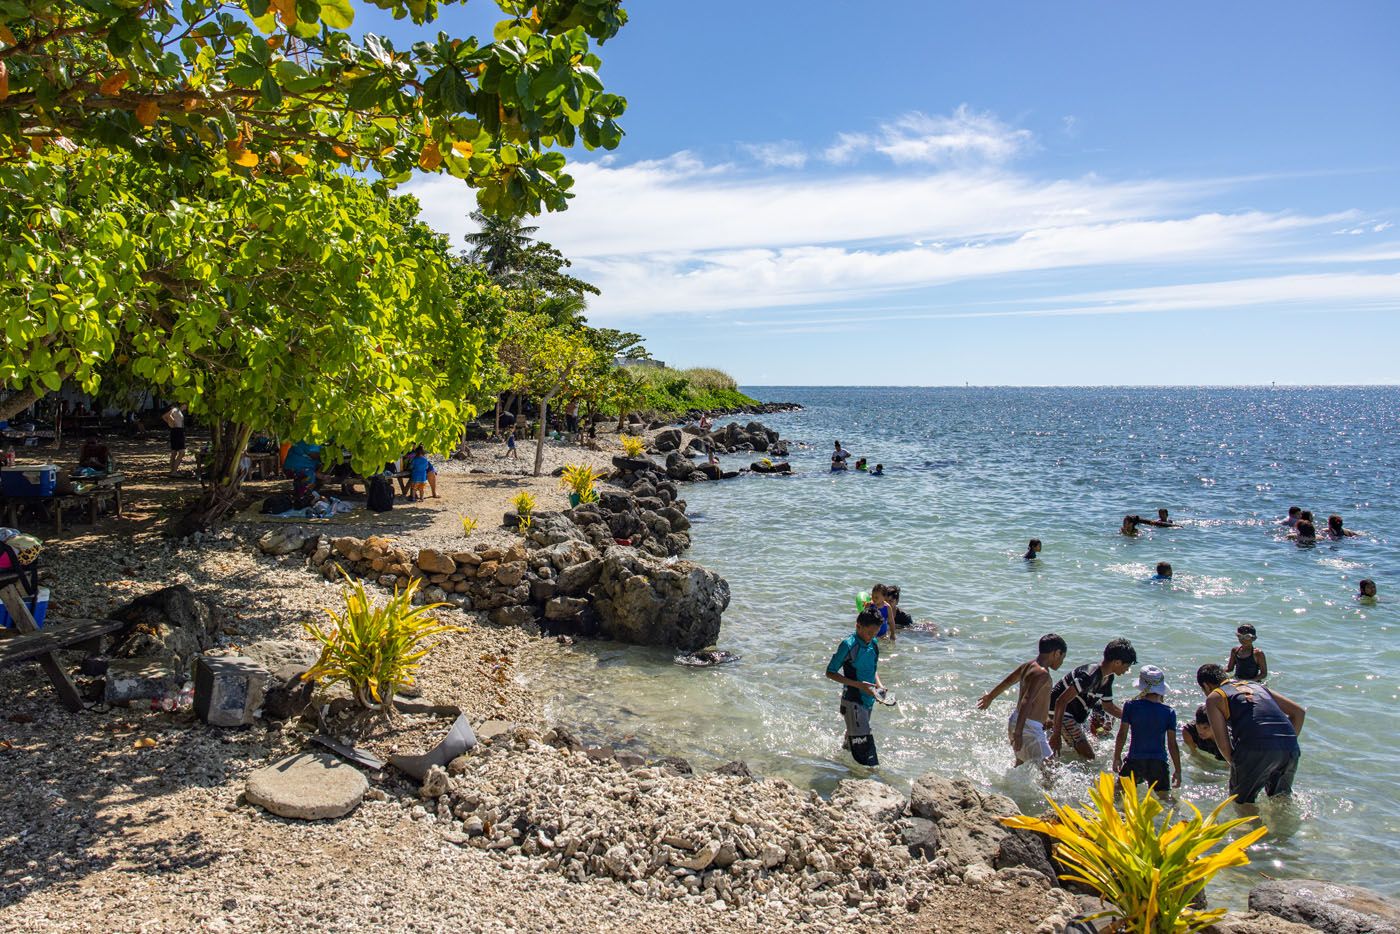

{"left": 1197, "top": 664, "right": 1304, "bottom": 805}
{"left": 1049, "top": 638, "right": 1136, "bottom": 759}
{"left": 163, "top": 404, "right": 186, "bottom": 474}
{"left": 825, "top": 609, "right": 884, "bottom": 766}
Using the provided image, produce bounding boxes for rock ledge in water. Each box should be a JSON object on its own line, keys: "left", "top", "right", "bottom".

{"left": 1249, "top": 879, "right": 1400, "bottom": 934}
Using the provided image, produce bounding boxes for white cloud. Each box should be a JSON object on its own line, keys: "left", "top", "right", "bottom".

{"left": 823, "top": 106, "right": 1034, "bottom": 166}
{"left": 739, "top": 141, "right": 807, "bottom": 169}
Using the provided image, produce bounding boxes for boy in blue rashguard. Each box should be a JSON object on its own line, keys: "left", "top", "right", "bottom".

{"left": 408, "top": 446, "right": 433, "bottom": 502}
{"left": 825, "top": 609, "right": 884, "bottom": 766}
{"left": 1113, "top": 665, "right": 1181, "bottom": 794}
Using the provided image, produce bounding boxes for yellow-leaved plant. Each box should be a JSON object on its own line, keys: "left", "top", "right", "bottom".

{"left": 460, "top": 515, "right": 479, "bottom": 536}
{"left": 511, "top": 490, "right": 536, "bottom": 517}
{"left": 1002, "top": 773, "right": 1266, "bottom": 933}
{"left": 559, "top": 464, "right": 605, "bottom": 501}
{"left": 619, "top": 434, "right": 645, "bottom": 458}
{"left": 302, "top": 573, "right": 464, "bottom": 709}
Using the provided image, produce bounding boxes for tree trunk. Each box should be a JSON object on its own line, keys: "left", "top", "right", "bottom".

{"left": 174, "top": 420, "right": 252, "bottom": 535}
{"left": 0, "top": 388, "right": 42, "bottom": 422}
{"left": 533, "top": 392, "right": 556, "bottom": 477}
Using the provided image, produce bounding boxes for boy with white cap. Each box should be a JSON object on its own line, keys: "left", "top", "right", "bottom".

{"left": 1113, "top": 665, "right": 1181, "bottom": 794}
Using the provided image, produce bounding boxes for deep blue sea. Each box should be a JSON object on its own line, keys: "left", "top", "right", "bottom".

{"left": 535, "top": 386, "right": 1399, "bottom": 904}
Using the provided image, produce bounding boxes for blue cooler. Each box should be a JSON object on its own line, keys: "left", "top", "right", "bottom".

{"left": 1, "top": 465, "right": 57, "bottom": 497}
{"left": 0, "top": 587, "right": 50, "bottom": 629}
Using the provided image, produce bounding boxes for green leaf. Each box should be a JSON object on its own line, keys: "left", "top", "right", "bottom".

{"left": 319, "top": 0, "right": 354, "bottom": 29}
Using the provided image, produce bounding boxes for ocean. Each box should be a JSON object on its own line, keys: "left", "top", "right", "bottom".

{"left": 534, "top": 386, "right": 1399, "bottom": 905}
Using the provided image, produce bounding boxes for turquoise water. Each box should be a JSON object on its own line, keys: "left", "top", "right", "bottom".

{"left": 535, "top": 387, "right": 1399, "bottom": 903}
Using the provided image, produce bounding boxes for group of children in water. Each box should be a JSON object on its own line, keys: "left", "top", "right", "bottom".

{"left": 829, "top": 440, "right": 883, "bottom": 475}
{"left": 826, "top": 502, "right": 1372, "bottom": 800}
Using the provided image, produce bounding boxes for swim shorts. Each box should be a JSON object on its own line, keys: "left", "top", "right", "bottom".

{"left": 1059, "top": 713, "right": 1091, "bottom": 749}
{"left": 1009, "top": 712, "right": 1053, "bottom": 764}
{"left": 840, "top": 698, "right": 878, "bottom": 767}
{"left": 1121, "top": 758, "right": 1170, "bottom": 793}
{"left": 1230, "top": 748, "right": 1300, "bottom": 804}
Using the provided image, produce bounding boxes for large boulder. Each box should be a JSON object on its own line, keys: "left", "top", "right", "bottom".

{"left": 245, "top": 751, "right": 368, "bottom": 820}
{"left": 1249, "top": 880, "right": 1400, "bottom": 934}
{"left": 416, "top": 548, "right": 457, "bottom": 575}
{"left": 588, "top": 547, "right": 729, "bottom": 651}
{"left": 555, "top": 557, "right": 603, "bottom": 596}
{"left": 654, "top": 428, "right": 683, "bottom": 452}
{"left": 109, "top": 585, "right": 220, "bottom": 670}
{"left": 909, "top": 772, "right": 1019, "bottom": 871}
{"left": 1204, "top": 912, "right": 1322, "bottom": 934}
{"left": 831, "top": 779, "right": 906, "bottom": 823}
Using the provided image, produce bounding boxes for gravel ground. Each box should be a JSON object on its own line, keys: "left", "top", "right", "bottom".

{"left": 0, "top": 431, "right": 1071, "bottom": 932}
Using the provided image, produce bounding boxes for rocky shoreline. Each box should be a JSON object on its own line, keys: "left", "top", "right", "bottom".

{"left": 2, "top": 419, "right": 1397, "bottom": 932}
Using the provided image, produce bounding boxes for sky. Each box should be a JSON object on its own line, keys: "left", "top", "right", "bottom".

{"left": 367, "top": 2, "right": 1399, "bottom": 385}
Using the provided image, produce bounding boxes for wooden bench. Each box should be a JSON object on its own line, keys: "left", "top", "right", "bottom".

{"left": 1, "top": 477, "right": 123, "bottom": 533}
{"left": 0, "top": 582, "right": 124, "bottom": 711}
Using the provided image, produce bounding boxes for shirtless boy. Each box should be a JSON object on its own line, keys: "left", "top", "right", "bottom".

{"left": 977, "top": 633, "right": 1068, "bottom": 768}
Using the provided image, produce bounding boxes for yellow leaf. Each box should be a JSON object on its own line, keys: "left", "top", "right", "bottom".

{"left": 451, "top": 140, "right": 473, "bottom": 156}
{"left": 291, "top": 152, "right": 310, "bottom": 166}
{"left": 229, "top": 146, "right": 259, "bottom": 167}
{"left": 332, "top": 144, "right": 350, "bottom": 158}
{"left": 133, "top": 737, "right": 157, "bottom": 749}
{"left": 135, "top": 100, "right": 159, "bottom": 126}
{"left": 99, "top": 70, "right": 131, "bottom": 96}
{"left": 418, "top": 142, "right": 442, "bottom": 171}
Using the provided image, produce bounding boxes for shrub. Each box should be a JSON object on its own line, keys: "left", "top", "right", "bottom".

{"left": 559, "top": 463, "right": 605, "bottom": 499}
{"left": 619, "top": 434, "right": 645, "bottom": 457}
{"left": 511, "top": 490, "right": 536, "bottom": 516}
{"left": 302, "top": 574, "right": 464, "bottom": 709}
{"left": 460, "top": 515, "right": 479, "bottom": 536}
{"left": 1003, "top": 772, "right": 1266, "bottom": 933}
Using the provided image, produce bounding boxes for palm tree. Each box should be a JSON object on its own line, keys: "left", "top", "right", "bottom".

{"left": 462, "top": 210, "right": 538, "bottom": 283}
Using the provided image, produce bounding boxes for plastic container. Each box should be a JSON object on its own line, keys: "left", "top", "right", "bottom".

{"left": 0, "top": 587, "right": 50, "bottom": 629}
{"left": 1, "top": 465, "right": 57, "bottom": 497}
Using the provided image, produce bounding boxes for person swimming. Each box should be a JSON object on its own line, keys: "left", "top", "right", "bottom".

{"left": 1325, "top": 514, "right": 1358, "bottom": 539}
{"left": 1359, "top": 579, "right": 1378, "bottom": 601}
{"left": 854, "top": 457, "right": 868, "bottom": 472}
{"left": 1024, "top": 539, "right": 1042, "bottom": 560}
{"left": 1120, "top": 515, "right": 1143, "bottom": 536}
{"left": 1293, "top": 520, "right": 1317, "bottom": 544}
{"left": 1280, "top": 506, "right": 1302, "bottom": 529}
{"left": 1140, "top": 508, "right": 1177, "bottom": 528}
{"left": 1152, "top": 562, "right": 1172, "bottom": 581}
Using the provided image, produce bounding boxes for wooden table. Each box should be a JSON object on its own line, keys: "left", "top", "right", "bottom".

{"left": 1, "top": 475, "right": 124, "bottom": 533}
{"left": 0, "top": 582, "right": 124, "bottom": 711}
{"left": 246, "top": 451, "right": 280, "bottom": 480}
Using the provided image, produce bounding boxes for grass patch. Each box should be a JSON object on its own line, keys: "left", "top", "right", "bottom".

{"left": 621, "top": 364, "right": 758, "bottom": 416}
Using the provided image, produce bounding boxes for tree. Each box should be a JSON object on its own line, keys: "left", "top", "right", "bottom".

{"left": 462, "top": 209, "right": 539, "bottom": 280}
{"left": 0, "top": 1, "right": 628, "bottom": 217}
{"left": 497, "top": 311, "right": 599, "bottom": 475}
{"left": 1, "top": 149, "right": 505, "bottom": 523}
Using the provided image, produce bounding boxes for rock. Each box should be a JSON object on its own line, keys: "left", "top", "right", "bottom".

{"left": 994, "top": 828, "right": 1057, "bottom": 884}
{"left": 588, "top": 548, "right": 730, "bottom": 652}
{"left": 109, "top": 585, "right": 219, "bottom": 669}
{"left": 655, "top": 755, "right": 693, "bottom": 775}
{"left": 1204, "top": 912, "right": 1322, "bottom": 934}
{"left": 245, "top": 751, "right": 368, "bottom": 820}
{"left": 416, "top": 549, "right": 457, "bottom": 575}
{"left": 604, "top": 844, "right": 630, "bottom": 877}
{"left": 544, "top": 724, "right": 583, "bottom": 751}
{"left": 545, "top": 596, "right": 589, "bottom": 620}
{"left": 611, "top": 455, "right": 659, "bottom": 474}
{"left": 831, "top": 779, "right": 907, "bottom": 824}
{"left": 910, "top": 772, "right": 1018, "bottom": 869}
{"left": 555, "top": 557, "right": 603, "bottom": 596}
{"left": 659, "top": 506, "right": 690, "bottom": 531}
{"left": 257, "top": 527, "right": 311, "bottom": 556}
{"left": 901, "top": 817, "right": 941, "bottom": 860}
{"left": 614, "top": 750, "right": 645, "bottom": 769}
{"left": 489, "top": 605, "right": 535, "bottom": 629}
{"left": 476, "top": 719, "right": 516, "bottom": 743}
{"left": 1249, "top": 880, "right": 1400, "bottom": 934}
{"left": 419, "top": 765, "right": 450, "bottom": 799}
{"left": 654, "top": 428, "right": 683, "bottom": 452}
{"left": 674, "top": 840, "right": 721, "bottom": 871}
{"left": 694, "top": 462, "right": 722, "bottom": 481}
{"left": 103, "top": 658, "right": 180, "bottom": 704}
{"left": 494, "top": 562, "right": 526, "bottom": 587}
{"left": 193, "top": 654, "right": 270, "bottom": 727}
{"left": 713, "top": 760, "right": 752, "bottom": 778}
{"left": 760, "top": 843, "right": 786, "bottom": 869}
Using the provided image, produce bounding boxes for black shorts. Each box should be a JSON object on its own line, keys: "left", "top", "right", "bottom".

{"left": 169, "top": 427, "right": 186, "bottom": 451}
{"left": 840, "top": 699, "right": 878, "bottom": 767}
{"left": 1121, "top": 758, "right": 1170, "bottom": 792}
{"left": 1230, "top": 748, "right": 1299, "bottom": 804}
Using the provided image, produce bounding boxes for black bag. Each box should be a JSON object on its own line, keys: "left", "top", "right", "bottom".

{"left": 261, "top": 493, "right": 294, "bottom": 514}
{"left": 367, "top": 475, "right": 395, "bottom": 512}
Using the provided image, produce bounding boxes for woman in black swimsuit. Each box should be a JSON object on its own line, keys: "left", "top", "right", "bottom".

{"left": 1227, "top": 624, "right": 1267, "bottom": 681}
{"left": 1182, "top": 705, "right": 1225, "bottom": 760}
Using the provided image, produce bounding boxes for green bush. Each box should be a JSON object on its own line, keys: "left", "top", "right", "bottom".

{"left": 615, "top": 364, "right": 755, "bottom": 416}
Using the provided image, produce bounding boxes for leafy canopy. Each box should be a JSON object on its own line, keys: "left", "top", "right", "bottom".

{"left": 0, "top": 0, "right": 627, "bottom": 216}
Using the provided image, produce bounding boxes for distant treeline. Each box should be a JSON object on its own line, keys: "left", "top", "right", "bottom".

{"left": 619, "top": 365, "right": 758, "bottom": 416}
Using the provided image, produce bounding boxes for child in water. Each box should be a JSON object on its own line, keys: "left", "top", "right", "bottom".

{"left": 1113, "top": 665, "right": 1181, "bottom": 793}
{"left": 1152, "top": 562, "right": 1172, "bottom": 581}
{"left": 1024, "top": 539, "right": 1042, "bottom": 560}
{"left": 871, "top": 464, "right": 884, "bottom": 476}
{"left": 1182, "top": 705, "right": 1225, "bottom": 760}
{"left": 1359, "top": 579, "right": 1378, "bottom": 602}
{"left": 1226, "top": 624, "right": 1267, "bottom": 680}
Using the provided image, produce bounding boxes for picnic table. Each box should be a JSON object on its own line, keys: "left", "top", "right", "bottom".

{"left": 1, "top": 473, "right": 124, "bottom": 534}
{"left": 0, "top": 560, "right": 122, "bottom": 711}
{"left": 245, "top": 451, "right": 280, "bottom": 481}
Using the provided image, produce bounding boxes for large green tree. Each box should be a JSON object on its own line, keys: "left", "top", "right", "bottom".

{"left": 0, "top": 1, "right": 627, "bottom": 216}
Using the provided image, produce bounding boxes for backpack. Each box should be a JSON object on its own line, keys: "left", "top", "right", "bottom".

{"left": 261, "top": 493, "right": 294, "bottom": 514}
{"left": 367, "top": 475, "right": 395, "bottom": 512}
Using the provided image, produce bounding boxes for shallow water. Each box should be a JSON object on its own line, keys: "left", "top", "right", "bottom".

{"left": 534, "top": 387, "right": 1399, "bottom": 904}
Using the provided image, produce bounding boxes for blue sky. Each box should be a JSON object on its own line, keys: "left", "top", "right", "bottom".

{"left": 373, "top": 2, "right": 1398, "bottom": 385}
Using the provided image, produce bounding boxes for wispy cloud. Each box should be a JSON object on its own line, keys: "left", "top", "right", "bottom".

{"left": 739, "top": 141, "right": 807, "bottom": 169}
{"left": 823, "top": 106, "right": 1034, "bottom": 166}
